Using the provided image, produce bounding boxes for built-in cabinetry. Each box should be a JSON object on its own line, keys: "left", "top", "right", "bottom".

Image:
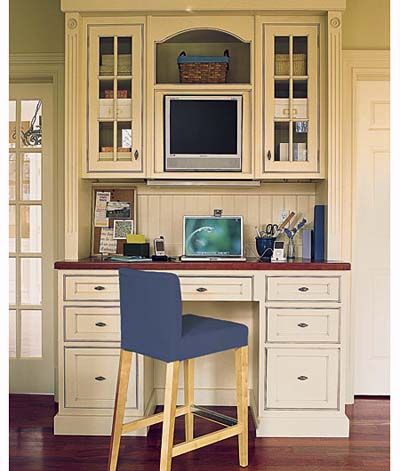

{"left": 68, "top": 11, "right": 330, "bottom": 180}
{"left": 54, "top": 266, "right": 350, "bottom": 438}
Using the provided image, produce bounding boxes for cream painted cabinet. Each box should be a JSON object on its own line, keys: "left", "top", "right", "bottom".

{"left": 257, "top": 22, "right": 323, "bottom": 178}
{"left": 86, "top": 24, "right": 144, "bottom": 176}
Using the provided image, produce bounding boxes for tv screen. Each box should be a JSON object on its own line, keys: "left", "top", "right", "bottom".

{"left": 184, "top": 216, "right": 242, "bottom": 257}
{"left": 167, "top": 97, "right": 240, "bottom": 156}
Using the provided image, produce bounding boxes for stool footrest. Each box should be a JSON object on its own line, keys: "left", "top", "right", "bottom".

{"left": 122, "top": 405, "right": 189, "bottom": 434}
{"left": 192, "top": 405, "right": 238, "bottom": 427}
{"left": 172, "top": 424, "right": 243, "bottom": 458}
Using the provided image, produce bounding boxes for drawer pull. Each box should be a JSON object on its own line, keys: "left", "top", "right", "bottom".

{"left": 297, "top": 375, "right": 309, "bottom": 381}
{"left": 94, "top": 286, "right": 106, "bottom": 291}
{"left": 95, "top": 376, "right": 106, "bottom": 381}
{"left": 196, "top": 287, "right": 208, "bottom": 293}
{"left": 95, "top": 322, "right": 107, "bottom": 327}
{"left": 298, "top": 286, "right": 309, "bottom": 292}
{"left": 297, "top": 322, "right": 309, "bottom": 328}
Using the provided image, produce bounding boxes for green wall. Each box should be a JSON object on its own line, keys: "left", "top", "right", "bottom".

{"left": 9, "top": 0, "right": 389, "bottom": 54}
{"left": 343, "top": 0, "right": 390, "bottom": 49}
{"left": 9, "top": 0, "right": 64, "bottom": 54}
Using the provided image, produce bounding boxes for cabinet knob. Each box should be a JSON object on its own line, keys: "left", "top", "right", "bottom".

{"left": 297, "top": 322, "right": 309, "bottom": 328}
{"left": 95, "top": 322, "right": 107, "bottom": 327}
{"left": 298, "top": 286, "right": 309, "bottom": 292}
{"left": 267, "top": 150, "right": 272, "bottom": 161}
{"left": 94, "top": 285, "right": 106, "bottom": 291}
{"left": 95, "top": 376, "right": 106, "bottom": 381}
{"left": 297, "top": 375, "right": 309, "bottom": 381}
{"left": 134, "top": 149, "right": 139, "bottom": 160}
{"left": 196, "top": 287, "right": 208, "bottom": 292}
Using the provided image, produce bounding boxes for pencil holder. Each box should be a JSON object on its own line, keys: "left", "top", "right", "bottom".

{"left": 255, "top": 237, "right": 276, "bottom": 262}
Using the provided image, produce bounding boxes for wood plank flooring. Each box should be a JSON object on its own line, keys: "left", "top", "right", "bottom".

{"left": 9, "top": 395, "right": 389, "bottom": 471}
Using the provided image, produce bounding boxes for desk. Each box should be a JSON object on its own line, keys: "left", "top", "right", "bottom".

{"left": 54, "top": 259, "right": 351, "bottom": 437}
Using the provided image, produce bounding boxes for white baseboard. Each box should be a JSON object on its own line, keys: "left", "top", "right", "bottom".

{"left": 256, "top": 414, "right": 349, "bottom": 437}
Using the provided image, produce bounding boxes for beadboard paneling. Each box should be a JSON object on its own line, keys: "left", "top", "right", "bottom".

{"left": 136, "top": 183, "right": 316, "bottom": 258}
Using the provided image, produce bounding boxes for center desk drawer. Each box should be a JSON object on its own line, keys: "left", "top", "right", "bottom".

{"left": 65, "top": 348, "right": 137, "bottom": 409}
{"left": 267, "top": 276, "right": 340, "bottom": 302}
{"left": 179, "top": 277, "right": 252, "bottom": 301}
{"left": 65, "top": 307, "right": 120, "bottom": 341}
{"left": 64, "top": 275, "right": 119, "bottom": 301}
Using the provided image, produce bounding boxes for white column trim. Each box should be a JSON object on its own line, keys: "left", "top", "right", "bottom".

{"left": 327, "top": 11, "right": 343, "bottom": 260}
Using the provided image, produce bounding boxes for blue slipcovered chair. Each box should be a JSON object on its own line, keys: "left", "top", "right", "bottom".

{"left": 108, "top": 269, "right": 249, "bottom": 471}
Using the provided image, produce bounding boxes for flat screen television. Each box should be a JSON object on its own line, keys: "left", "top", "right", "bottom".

{"left": 164, "top": 95, "right": 242, "bottom": 172}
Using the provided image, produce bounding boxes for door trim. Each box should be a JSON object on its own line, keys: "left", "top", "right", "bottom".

{"left": 341, "top": 50, "right": 389, "bottom": 403}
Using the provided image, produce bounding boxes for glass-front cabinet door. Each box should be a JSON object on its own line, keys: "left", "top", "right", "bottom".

{"left": 87, "top": 25, "right": 143, "bottom": 175}
{"left": 263, "top": 25, "right": 319, "bottom": 175}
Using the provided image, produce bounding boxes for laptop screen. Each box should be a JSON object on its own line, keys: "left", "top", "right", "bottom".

{"left": 183, "top": 216, "right": 243, "bottom": 258}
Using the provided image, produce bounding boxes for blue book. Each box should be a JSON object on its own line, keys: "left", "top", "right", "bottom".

{"left": 313, "top": 205, "right": 325, "bottom": 261}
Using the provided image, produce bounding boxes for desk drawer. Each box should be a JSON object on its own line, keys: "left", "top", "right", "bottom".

{"left": 267, "top": 277, "right": 340, "bottom": 302}
{"left": 179, "top": 277, "right": 252, "bottom": 301}
{"left": 64, "top": 348, "right": 137, "bottom": 409}
{"left": 267, "top": 308, "right": 340, "bottom": 343}
{"left": 64, "top": 275, "right": 119, "bottom": 301}
{"left": 65, "top": 307, "right": 120, "bottom": 341}
{"left": 266, "top": 348, "right": 339, "bottom": 409}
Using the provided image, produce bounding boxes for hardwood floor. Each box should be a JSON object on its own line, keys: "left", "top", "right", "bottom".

{"left": 9, "top": 395, "right": 389, "bottom": 471}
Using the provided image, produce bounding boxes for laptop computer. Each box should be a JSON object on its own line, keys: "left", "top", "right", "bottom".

{"left": 181, "top": 215, "right": 246, "bottom": 262}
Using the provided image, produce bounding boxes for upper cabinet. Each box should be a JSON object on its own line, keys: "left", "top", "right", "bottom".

{"left": 86, "top": 23, "right": 144, "bottom": 177}
{"left": 255, "top": 20, "right": 325, "bottom": 179}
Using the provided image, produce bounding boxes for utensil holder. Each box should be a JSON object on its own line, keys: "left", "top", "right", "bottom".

{"left": 256, "top": 237, "right": 276, "bottom": 261}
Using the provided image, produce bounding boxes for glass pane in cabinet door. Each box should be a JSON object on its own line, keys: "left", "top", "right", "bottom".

{"left": 117, "top": 80, "right": 132, "bottom": 120}
{"left": 9, "top": 205, "right": 16, "bottom": 252}
{"left": 21, "top": 310, "right": 42, "bottom": 358}
{"left": 99, "top": 79, "right": 114, "bottom": 98}
{"left": 9, "top": 310, "right": 16, "bottom": 358}
{"left": 20, "top": 205, "right": 42, "bottom": 253}
{"left": 274, "top": 122, "right": 289, "bottom": 161}
{"left": 99, "top": 122, "right": 114, "bottom": 155}
{"left": 9, "top": 101, "right": 16, "bottom": 148}
{"left": 293, "top": 36, "right": 308, "bottom": 76}
{"left": 21, "top": 258, "right": 42, "bottom": 305}
{"left": 274, "top": 80, "right": 290, "bottom": 119}
{"left": 20, "top": 100, "right": 42, "bottom": 148}
{"left": 274, "top": 37, "right": 289, "bottom": 76}
{"left": 293, "top": 121, "right": 308, "bottom": 161}
{"left": 22, "top": 153, "right": 42, "bottom": 200}
{"left": 99, "top": 37, "right": 114, "bottom": 76}
{"left": 117, "top": 122, "right": 132, "bottom": 156}
{"left": 9, "top": 153, "right": 16, "bottom": 200}
{"left": 117, "top": 37, "right": 132, "bottom": 76}
{"left": 9, "top": 257, "right": 16, "bottom": 305}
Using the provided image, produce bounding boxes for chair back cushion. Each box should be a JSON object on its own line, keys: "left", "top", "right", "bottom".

{"left": 119, "top": 269, "right": 182, "bottom": 360}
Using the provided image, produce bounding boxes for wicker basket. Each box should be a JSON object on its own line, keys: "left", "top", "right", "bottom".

{"left": 275, "top": 54, "right": 307, "bottom": 76}
{"left": 177, "top": 50, "right": 229, "bottom": 83}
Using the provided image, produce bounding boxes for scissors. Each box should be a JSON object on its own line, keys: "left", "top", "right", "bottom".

{"left": 265, "top": 224, "right": 279, "bottom": 237}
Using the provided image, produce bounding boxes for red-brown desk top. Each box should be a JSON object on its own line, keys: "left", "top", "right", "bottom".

{"left": 55, "top": 258, "right": 351, "bottom": 271}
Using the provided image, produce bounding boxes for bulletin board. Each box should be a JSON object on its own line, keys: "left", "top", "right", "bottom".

{"left": 91, "top": 184, "right": 137, "bottom": 256}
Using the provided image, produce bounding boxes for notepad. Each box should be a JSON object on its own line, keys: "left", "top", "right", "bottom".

{"left": 110, "top": 255, "right": 152, "bottom": 262}
{"left": 126, "top": 234, "right": 146, "bottom": 244}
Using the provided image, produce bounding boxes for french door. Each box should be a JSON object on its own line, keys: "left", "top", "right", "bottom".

{"left": 9, "top": 83, "right": 55, "bottom": 393}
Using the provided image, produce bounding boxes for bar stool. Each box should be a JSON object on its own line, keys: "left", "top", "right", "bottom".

{"left": 108, "top": 268, "right": 249, "bottom": 471}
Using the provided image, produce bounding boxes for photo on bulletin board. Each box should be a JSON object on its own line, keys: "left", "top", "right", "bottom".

{"left": 91, "top": 184, "right": 137, "bottom": 256}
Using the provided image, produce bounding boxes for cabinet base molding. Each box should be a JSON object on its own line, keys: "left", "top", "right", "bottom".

{"left": 256, "top": 414, "right": 349, "bottom": 437}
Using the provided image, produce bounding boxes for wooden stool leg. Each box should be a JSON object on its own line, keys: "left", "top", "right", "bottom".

{"left": 184, "top": 359, "right": 195, "bottom": 441}
{"left": 108, "top": 349, "right": 133, "bottom": 471}
{"left": 160, "top": 361, "right": 180, "bottom": 471}
{"left": 235, "top": 346, "right": 249, "bottom": 468}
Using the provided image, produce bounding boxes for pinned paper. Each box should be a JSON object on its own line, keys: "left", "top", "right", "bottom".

{"left": 94, "top": 191, "right": 110, "bottom": 227}
{"left": 99, "top": 228, "right": 117, "bottom": 254}
{"left": 126, "top": 234, "right": 145, "bottom": 244}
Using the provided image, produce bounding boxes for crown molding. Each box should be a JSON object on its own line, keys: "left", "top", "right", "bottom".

{"left": 61, "top": 0, "right": 346, "bottom": 13}
{"left": 9, "top": 53, "right": 64, "bottom": 65}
